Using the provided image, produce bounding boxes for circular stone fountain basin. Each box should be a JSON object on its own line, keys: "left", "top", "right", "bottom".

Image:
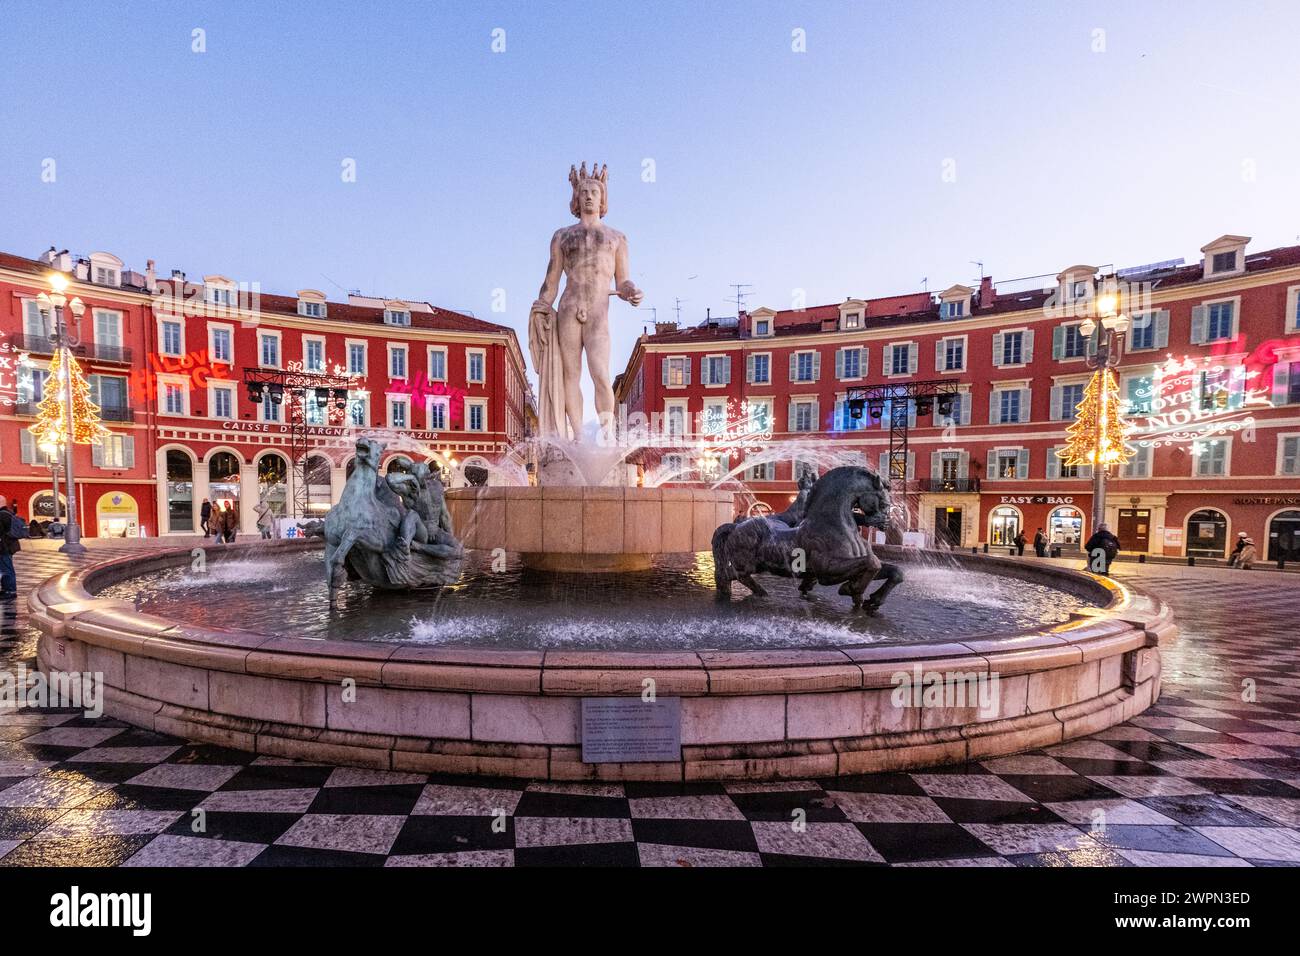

{"left": 30, "top": 541, "right": 1175, "bottom": 781}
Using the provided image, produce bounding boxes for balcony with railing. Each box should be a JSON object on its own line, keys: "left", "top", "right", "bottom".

{"left": 9, "top": 334, "right": 133, "bottom": 364}
{"left": 9, "top": 401, "right": 132, "bottom": 422}
{"left": 918, "top": 478, "right": 981, "bottom": 493}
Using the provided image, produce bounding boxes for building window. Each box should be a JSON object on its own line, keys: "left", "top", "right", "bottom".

{"left": 305, "top": 398, "right": 325, "bottom": 425}
{"left": 665, "top": 356, "right": 690, "bottom": 386}
{"left": 161, "top": 320, "right": 182, "bottom": 357}
{"left": 838, "top": 348, "right": 861, "bottom": 379}
{"left": 212, "top": 386, "right": 234, "bottom": 419}
{"left": 1211, "top": 251, "right": 1238, "bottom": 274}
{"left": 299, "top": 301, "right": 324, "bottom": 317}
{"left": 1122, "top": 444, "right": 1152, "bottom": 478}
{"left": 749, "top": 353, "right": 770, "bottom": 384}
{"left": 1281, "top": 436, "right": 1300, "bottom": 475}
{"left": 942, "top": 300, "right": 964, "bottom": 319}
{"left": 1195, "top": 439, "right": 1229, "bottom": 476}
{"left": 305, "top": 339, "right": 325, "bottom": 372}
{"left": 666, "top": 404, "right": 686, "bottom": 437}
{"left": 999, "top": 331, "right": 1024, "bottom": 366}
{"left": 747, "top": 400, "right": 772, "bottom": 432}
{"left": 1053, "top": 382, "right": 1084, "bottom": 420}
{"left": 384, "top": 309, "right": 411, "bottom": 326}
{"left": 938, "top": 392, "right": 965, "bottom": 427}
{"left": 1288, "top": 361, "right": 1300, "bottom": 405}
{"left": 890, "top": 343, "right": 912, "bottom": 376}
{"left": 701, "top": 402, "right": 726, "bottom": 435}
{"left": 389, "top": 398, "right": 408, "bottom": 429}
{"left": 995, "top": 388, "right": 1024, "bottom": 424}
{"left": 754, "top": 319, "right": 771, "bottom": 336}
{"left": 842, "top": 312, "right": 861, "bottom": 330}
{"left": 94, "top": 433, "right": 132, "bottom": 468}
{"left": 792, "top": 400, "right": 816, "bottom": 432}
{"left": 468, "top": 350, "right": 485, "bottom": 383}
{"left": 1129, "top": 313, "right": 1157, "bottom": 350}
{"left": 989, "top": 448, "right": 1028, "bottom": 480}
{"left": 940, "top": 338, "right": 964, "bottom": 372}
{"left": 429, "top": 399, "right": 448, "bottom": 430}
{"left": 429, "top": 349, "right": 447, "bottom": 381}
{"left": 1125, "top": 375, "right": 1155, "bottom": 415}
{"left": 389, "top": 346, "right": 408, "bottom": 379}
{"left": 468, "top": 402, "right": 486, "bottom": 431}
{"left": 347, "top": 395, "right": 366, "bottom": 427}
{"left": 746, "top": 461, "right": 775, "bottom": 481}
{"left": 348, "top": 343, "right": 367, "bottom": 375}
{"left": 703, "top": 355, "right": 730, "bottom": 385}
{"left": 1207, "top": 302, "right": 1234, "bottom": 341}
{"left": 263, "top": 395, "right": 281, "bottom": 422}
{"left": 163, "top": 383, "right": 185, "bottom": 415}
{"left": 1061, "top": 324, "right": 1087, "bottom": 359}
{"left": 94, "top": 310, "right": 123, "bottom": 349}
{"left": 210, "top": 327, "right": 232, "bottom": 364}
{"left": 94, "top": 267, "right": 118, "bottom": 286}
{"left": 793, "top": 352, "right": 817, "bottom": 382}
{"left": 260, "top": 334, "right": 280, "bottom": 368}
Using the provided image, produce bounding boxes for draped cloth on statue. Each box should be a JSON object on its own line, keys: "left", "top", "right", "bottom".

{"left": 528, "top": 305, "right": 568, "bottom": 439}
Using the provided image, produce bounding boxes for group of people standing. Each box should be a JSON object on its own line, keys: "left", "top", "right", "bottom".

{"left": 199, "top": 497, "right": 278, "bottom": 543}
{"left": 1011, "top": 524, "right": 1123, "bottom": 574}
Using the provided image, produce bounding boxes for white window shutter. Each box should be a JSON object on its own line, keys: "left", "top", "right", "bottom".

{"left": 722, "top": 356, "right": 731, "bottom": 384}
{"left": 1287, "top": 288, "right": 1300, "bottom": 332}
{"left": 746, "top": 354, "right": 754, "bottom": 383}
{"left": 986, "top": 449, "right": 998, "bottom": 476}
{"left": 1154, "top": 310, "right": 1170, "bottom": 348}
{"left": 835, "top": 349, "right": 844, "bottom": 379}
{"left": 906, "top": 451, "right": 915, "bottom": 479}
{"left": 20, "top": 429, "right": 35, "bottom": 464}
{"left": 661, "top": 361, "right": 669, "bottom": 386}
{"left": 859, "top": 347, "right": 867, "bottom": 376}
{"left": 989, "top": 389, "right": 999, "bottom": 424}
{"left": 1022, "top": 330, "right": 1035, "bottom": 363}
{"left": 684, "top": 358, "right": 692, "bottom": 385}
{"left": 992, "top": 332, "right": 1004, "bottom": 366}
{"left": 930, "top": 451, "right": 942, "bottom": 481}
{"left": 908, "top": 343, "right": 918, "bottom": 374}
{"left": 1046, "top": 448, "right": 1060, "bottom": 480}
{"left": 1050, "top": 385, "right": 1063, "bottom": 420}
{"left": 1274, "top": 363, "right": 1293, "bottom": 405}
{"left": 811, "top": 400, "right": 820, "bottom": 430}
{"left": 957, "top": 451, "right": 968, "bottom": 478}
{"left": 882, "top": 347, "right": 890, "bottom": 376}
{"left": 789, "top": 353, "right": 798, "bottom": 381}
{"left": 1052, "top": 325, "right": 1065, "bottom": 359}
{"left": 1020, "top": 388, "right": 1031, "bottom": 422}
{"left": 935, "top": 339, "right": 945, "bottom": 370}
{"left": 123, "top": 436, "right": 135, "bottom": 469}
{"left": 1190, "top": 305, "right": 1208, "bottom": 344}
{"left": 1016, "top": 448, "right": 1030, "bottom": 479}
{"left": 1079, "top": 461, "right": 1093, "bottom": 479}
{"left": 787, "top": 400, "right": 797, "bottom": 431}
{"left": 811, "top": 352, "right": 821, "bottom": 381}
{"left": 92, "top": 438, "right": 105, "bottom": 468}
{"left": 700, "top": 359, "right": 710, "bottom": 386}
{"left": 960, "top": 395, "right": 971, "bottom": 425}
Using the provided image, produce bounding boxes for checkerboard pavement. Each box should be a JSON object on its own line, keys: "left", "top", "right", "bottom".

{"left": 3, "top": 547, "right": 1300, "bottom": 866}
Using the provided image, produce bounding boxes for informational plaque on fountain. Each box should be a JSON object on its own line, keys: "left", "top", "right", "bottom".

{"left": 581, "top": 697, "right": 681, "bottom": 763}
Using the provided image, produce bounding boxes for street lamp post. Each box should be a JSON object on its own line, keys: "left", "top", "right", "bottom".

{"left": 1079, "top": 287, "right": 1130, "bottom": 537}
{"left": 35, "top": 275, "right": 88, "bottom": 555}
{"left": 38, "top": 441, "right": 63, "bottom": 525}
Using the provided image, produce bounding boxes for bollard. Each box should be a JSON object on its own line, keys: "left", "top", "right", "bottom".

{"left": 1138, "top": 553, "right": 1146, "bottom": 563}
{"left": 983, "top": 543, "right": 988, "bottom": 554}
{"left": 1279, "top": 559, "right": 1286, "bottom": 571}
{"left": 971, "top": 547, "right": 978, "bottom": 555}
{"left": 1187, "top": 555, "right": 1195, "bottom": 566}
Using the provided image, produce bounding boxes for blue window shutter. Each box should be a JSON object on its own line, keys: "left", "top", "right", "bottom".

{"left": 1154, "top": 310, "right": 1170, "bottom": 348}
{"left": 1052, "top": 326, "right": 1065, "bottom": 359}
{"left": 835, "top": 349, "right": 844, "bottom": 379}
{"left": 992, "top": 332, "right": 1004, "bottom": 366}
{"left": 1190, "top": 305, "right": 1208, "bottom": 344}
{"left": 1017, "top": 448, "right": 1030, "bottom": 479}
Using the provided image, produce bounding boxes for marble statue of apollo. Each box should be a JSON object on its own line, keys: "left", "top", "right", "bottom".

{"left": 529, "top": 163, "right": 643, "bottom": 441}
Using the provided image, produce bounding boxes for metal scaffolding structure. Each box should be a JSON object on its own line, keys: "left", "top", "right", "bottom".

{"left": 242, "top": 367, "right": 356, "bottom": 518}
{"left": 844, "top": 379, "right": 963, "bottom": 534}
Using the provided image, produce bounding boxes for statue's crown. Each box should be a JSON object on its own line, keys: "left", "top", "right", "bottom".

{"left": 569, "top": 162, "right": 608, "bottom": 187}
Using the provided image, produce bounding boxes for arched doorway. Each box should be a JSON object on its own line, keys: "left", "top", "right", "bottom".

{"left": 1186, "top": 508, "right": 1228, "bottom": 558}
{"left": 304, "top": 455, "right": 332, "bottom": 515}
{"left": 29, "top": 491, "right": 65, "bottom": 520}
{"left": 989, "top": 506, "right": 1022, "bottom": 547}
{"left": 96, "top": 491, "right": 139, "bottom": 538}
{"left": 165, "top": 449, "right": 194, "bottom": 534}
{"left": 1048, "top": 506, "right": 1085, "bottom": 549}
{"left": 1267, "top": 510, "right": 1300, "bottom": 561}
{"left": 258, "top": 453, "right": 289, "bottom": 517}
{"left": 208, "top": 452, "right": 242, "bottom": 513}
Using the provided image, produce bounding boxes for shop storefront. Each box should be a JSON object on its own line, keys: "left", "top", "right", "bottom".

{"left": 983, "top": 494, "right": 1089, "bottom": 551}
{"left": 96, "top": 491, "right": 139, "bottom": 538}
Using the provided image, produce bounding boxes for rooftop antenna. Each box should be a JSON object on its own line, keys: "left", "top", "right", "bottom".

{"left": 729, "top": 282, "right": 753, "bottom": 316}
{"left": 674, "top": 297, "right": 688, "bottom": 323}
{"left": 970, "top": 260, "right": 985, "bottom": 285}
{"left": 639, "top": 305, "right": 657, "bottom": 332}
{"left": 921, "top": 276, "right": 928, "bottom": 292}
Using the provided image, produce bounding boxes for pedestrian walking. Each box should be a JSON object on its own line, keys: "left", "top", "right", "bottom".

{"left": 1033, "top": 527, "right": 1047, "bottom": 558}
{"left": 0, "top": 495, "right": 20, "bottom": 598}
{"left": 200, "top": 498, "right": 212, "bottom": 537}
{"left": 1228, "top": 531, "right": 1248, "bottom": 567}
{"left": 1084, "top": 522, "right": 1121, "bottom": 575}
{"left": 1013, "top": 530, "right": 1027, "bottom": 556}
{"left": 1236, "top": 535, "right": 1258, "bottom": 570}
{"left": 254, "top": 497, "right": 274, "bottom": 540}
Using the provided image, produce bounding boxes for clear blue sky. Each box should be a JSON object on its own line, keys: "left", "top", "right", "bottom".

{"left": 3, "top": 0, "right": 1297, "bottom": 412}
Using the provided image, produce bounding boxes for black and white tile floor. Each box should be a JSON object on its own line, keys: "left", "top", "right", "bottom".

{"left": 2, "top": 548, "right": 1299, "bottom": 866}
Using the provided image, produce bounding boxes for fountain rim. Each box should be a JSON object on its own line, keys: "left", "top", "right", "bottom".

{"left": 34, "top": 539, "right": 1165, "bottom": 668}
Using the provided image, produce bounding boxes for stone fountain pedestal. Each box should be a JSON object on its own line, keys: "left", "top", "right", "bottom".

{"left": 445, "top": 486, "right": 736, "bottom": 573}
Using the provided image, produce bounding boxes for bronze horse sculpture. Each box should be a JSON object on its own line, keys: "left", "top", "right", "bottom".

{"left": 712, "top": 466, "right": 903, "bottom": 614}
{"left": 323, "top": 437, "right": 464, "bottom": 601}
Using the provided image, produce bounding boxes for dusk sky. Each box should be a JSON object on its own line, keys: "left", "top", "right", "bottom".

{"left": 3, "top": 0, "right": 1297, "bottom": 413}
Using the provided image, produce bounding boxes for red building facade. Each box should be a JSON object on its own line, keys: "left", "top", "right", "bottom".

{"left": 1, "top": 247, "right": 530, "bottom": 537}
{"left": 615, "top": 234, "right": 1300, "bottom": 560}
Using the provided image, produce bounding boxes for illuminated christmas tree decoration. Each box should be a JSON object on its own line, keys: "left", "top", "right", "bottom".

{"left": 1057, "top": 367, "right": 1134, "bottom": 469}
{"left": 30, "top": 349, "right": 110, "bottom": 448}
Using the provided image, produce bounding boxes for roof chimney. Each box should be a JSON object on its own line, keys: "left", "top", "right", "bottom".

{"left": 145, "top": 259, "right": 158, "bottom": 294}
{"left": 654, "top": 320, "right": 679, "bottom": 335}
{"left": 978, "top": 275, "right": 994, "bottom": 308}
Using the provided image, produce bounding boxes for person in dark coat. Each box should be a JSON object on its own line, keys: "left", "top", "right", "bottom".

{"left": 1013, "top": 530, "right": 1027, "bottom": 556}
{"left": 0, "top": 495, "right": 18, "bottom": 598}
{"left": 1033, "top": 527, "right": 1048, "bottom": 558}
{"left": 1084, "top": 523, "right": 1121, "bottom": 575}
{"left": 200, "top": 498, "right": 213, "bottom": 537}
